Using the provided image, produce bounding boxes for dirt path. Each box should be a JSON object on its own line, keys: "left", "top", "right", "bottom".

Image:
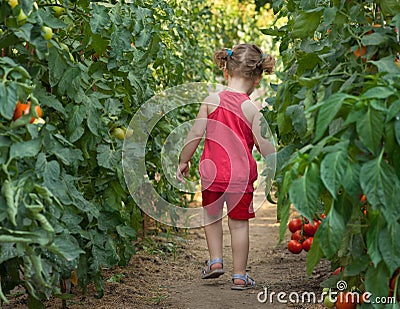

{"left": 6, "top": 192, "right": 330, "bottom": 308}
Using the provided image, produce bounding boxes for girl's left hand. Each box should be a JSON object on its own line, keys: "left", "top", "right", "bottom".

{"left": 176, "top": 162, "right": 190, "bottom": 182}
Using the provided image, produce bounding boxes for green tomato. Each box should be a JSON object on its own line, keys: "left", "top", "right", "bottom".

{"left": 52, "top": 6, "right": 65, "bottom": 17}
{"left": 42, "top": 26, "right": 53, "bottom": 40}
{"left": 17, "top": 9, "right": 27, "bottom": 24}
{"left": 323, "top": 295, "right": 335, "bottom": 308}
{"left": 112, "top": 128, "right": 126, "bottom": 140}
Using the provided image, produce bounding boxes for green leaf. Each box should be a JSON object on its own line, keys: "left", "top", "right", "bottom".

{"left": 285, "top": 104, "right": 307, "bottom": 137}
{"left": 34, "top": 86, "right": 65, "bottom": 115}
{"left": 58, "top": 67, "right": 82, "bottom": 97}
{"left": 316, "top": 201, "right": 346, "bottom": 259}
{"left": 96, "top": 145, "right": 119, "bottom": 170}
{"left": 362, "top": 87, "right": 395, "bottom": 99}
{"left": 314, "top": 93, "right": 349, "bottom": 142}
{"left": 366, "top": 213, "right": 383, "bottom": 266}
{"left": 90, "top": 5, "right": 110, "bottom": 34}
{"left": 12, "top": 23, "right": 33, "bottom": 43}
{"left": 291, "top": 11, "right": 323, "bottom": 38}
{"left": 342, "top": 162, "right": 361, "bottom": 197}
{"left": 321, "top": 144, "right": 348, "bottom": 198}
{"left": 321, "top": 7, "right": 337, "bottom": 26}
{"left": 387, "top": 99, "right": 400, "bottom": 122}
{"left": 361, "top": 32, "right": 386, "bottom": 45}
{"left": 360, "top": 155, "right": 398, "bottom": 215}
{"left": 116, "top": 225, "right": 137, "bottom": 238}
{"left": 66, "top": 104, "right": 85, "bottom": 142}
{"left": 344, "top": 256, "right": 370, "bottom": 276}
{"left": 306, "top": 235, "right": 323, "bottom": 276}
{"left": 48, "top": 233, "right": 84, "bottom": 261}
{"left": 104, "top": 181, "right": 124, "bottom": 209}
{"left": 378, "top": 222, "right": 400, "bottom": 276}
{"left": 43, "top": 160, "right": 72, "bottom": 205}
{"left": 38, "top": 9, "right": 67, "bottom": 28}
{"left": 87, "top": 107, "right": 101, "bottom": 136}
{"left": 48, "top": 47, "right": 68, "bottom": 87}
{"left": 10, "top": 139, "right": 41, "bottom": 159}
{"left": 379, "top": 0, "right": 400, "bottom": 16}
{"left": 52, "top": 147, "right": 84, "bottom": 166}
{"left": 0, "top": 83, "right": 18, "bottom": 120}
{"left": 260, "top": 27, "right": 286, "bottom": 36}
{"left": 383, "top": 182, "right": 400, "bottom": 224}
{"left": 370, "top": 56, "right": 400, "bottom": 74}
{"left": 277, "top": 112, "right": 293, "bottom": 135}
{"left": 0, "top": 243, "right": 17, "bottom": 264}
{"left": 288, "top": 162, "right": 322, "bottom": 220}
{"left": 365, "top": 262, "right": 390, "bottom": 299}
{"left": 356, "top": 106, "right": 384, "bottom": 155}
{"left": 110, "top": 28, "right": 132, "bottom": 60}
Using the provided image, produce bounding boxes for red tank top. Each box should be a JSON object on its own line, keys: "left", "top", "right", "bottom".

{"left": 200, "top": 91, "right": 257, "bottom": 193}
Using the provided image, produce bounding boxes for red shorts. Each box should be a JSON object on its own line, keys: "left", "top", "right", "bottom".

{"left": 202, "top": 190, "right": 255, "bottom": 220}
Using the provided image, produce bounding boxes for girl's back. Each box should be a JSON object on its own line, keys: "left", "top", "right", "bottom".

{"left": 200, "top": 90, "right": 258, "bottom": 193}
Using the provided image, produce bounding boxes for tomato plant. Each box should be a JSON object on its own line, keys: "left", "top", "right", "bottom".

{"left": 1, "top": 0, "right": 277, "bottom": 306}
{"left": 0, "top": 0, "right": 233, "bottom": 305}
{"left": 263, "top": 0, "right": 400, "bottom": 306}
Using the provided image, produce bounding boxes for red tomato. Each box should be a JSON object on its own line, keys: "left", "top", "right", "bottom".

{"left": 320, "top": 214, "right": 326, "bottom": 219}
{"left": 302, "top": 237, "right": 313, "bottom": 252}
{"left": 287, "top": 240, "right": 302, "bottom": 254}
{"left": 303, "top": 221, "right": 317, "bottom": 237}
{"left": 288, "top": 218, "right": 302, "bottom": 233}
{"left": 335, "top": 292, "right": 356, "bottom": 309}
{"left": 333, "top": 267, "right": 342, "bottom": 276}
{"left": 13, "top": 101, "right": 43, "bottom": 123}
{"left": 291, "top": 230, "right": 305, "bottom": 242}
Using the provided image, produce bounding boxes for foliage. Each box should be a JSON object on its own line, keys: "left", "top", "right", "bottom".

{"left": 0, "top": 0, "right": 277, "bottom": 305}
{"left": 0, "top": 0, "right": 216, "bottom": 305}
{"left": 264, "top": 0, "right": 400, "bottom": 306}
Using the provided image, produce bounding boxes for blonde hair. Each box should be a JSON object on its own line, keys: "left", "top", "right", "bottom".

{"left": 214, "top": 44, "right": 275, "bottom": 79}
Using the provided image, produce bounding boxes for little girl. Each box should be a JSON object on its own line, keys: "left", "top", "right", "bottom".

{"left": 177, "top": 44, "right": 276, "bottom": 290}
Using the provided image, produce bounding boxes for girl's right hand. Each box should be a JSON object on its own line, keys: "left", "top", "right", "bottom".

{"left": 176, "top": 162, "right": 190, "bottom": 182}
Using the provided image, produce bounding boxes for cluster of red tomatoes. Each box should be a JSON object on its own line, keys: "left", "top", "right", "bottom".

{"left": 287, "top": 215, "right": 325, "bottom": 254}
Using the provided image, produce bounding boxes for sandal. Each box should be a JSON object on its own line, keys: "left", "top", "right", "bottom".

{"left": 231, "top": 273, "right": 255, "bottom": 290}
{"left": 201, "top": 258, "right": 224, "bottom": 279}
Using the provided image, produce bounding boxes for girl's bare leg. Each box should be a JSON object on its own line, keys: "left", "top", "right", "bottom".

{"left": 204, "top": 212, "right": 223, "bottom": 270}
{"left": 228, "top": 218, "right": 249, "bottom": 284}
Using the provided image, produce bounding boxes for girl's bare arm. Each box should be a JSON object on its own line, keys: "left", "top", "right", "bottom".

{"left": 177, "top": 94, "right": 219, "bottom": 181}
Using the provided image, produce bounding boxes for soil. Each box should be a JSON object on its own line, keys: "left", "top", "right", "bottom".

{"left": 4, "top": 192, "right": 331, "bottom": 309}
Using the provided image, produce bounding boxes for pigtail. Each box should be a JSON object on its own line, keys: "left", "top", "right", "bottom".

{"left": 260, "top": 54, "right": 276, "bottom": 75}
{"left": 213, "top": 49, "right": 230, "bottom": 69}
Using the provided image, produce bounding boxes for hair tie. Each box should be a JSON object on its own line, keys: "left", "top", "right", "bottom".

{"left": 226, "top": 49, "right": 233, "bottom": 57}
